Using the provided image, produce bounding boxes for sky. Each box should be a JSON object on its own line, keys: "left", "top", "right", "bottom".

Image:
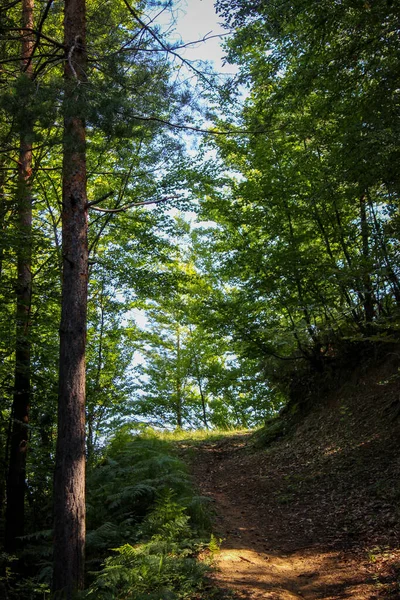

{"left": 154, "top": 0, "right": 236, "bottom": 74}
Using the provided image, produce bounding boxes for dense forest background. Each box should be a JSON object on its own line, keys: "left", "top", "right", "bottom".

{"left": 0, "top": 0, "right": 399, "bottom": 597}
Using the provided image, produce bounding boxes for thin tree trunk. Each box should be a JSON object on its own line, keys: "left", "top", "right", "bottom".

{"left": 309, "top": 195, "right": 363, "bottom": 327}
{"left": 360, "top": 194, "right": 375, "bottom": 323}
{"left": 315, "top": 148, "right": 364, "bottom": 322}
{"left": 199, "top": 383, "right": 208, "bottom": 429}
{"left": 194, "top": 359, "right": 208, "bottom": 429}
{"left": 274, "top": 148, "right": 316, "bottom": 342}
{"left": 283, "top": 303, "right": 310, "bottom": 359}
{"left": 52, "top": 0, "right": 87, "bottom": 595}
{"left": 5, "top": 0, "right": 34, "bottom": 553}
{"left": 283, "top": 200, "right": 316, "bottom": 342}
{"left": 332, "top": 198, "right": 353, "bottom": 267}
{"left": 175, "top": 327, "right": 182, "bottom": 428}
{"left": 187, "top": 326, "right": 208, "bottom": 428}
{"left": 331, "top": 195, "right": 370, "bottom": 315}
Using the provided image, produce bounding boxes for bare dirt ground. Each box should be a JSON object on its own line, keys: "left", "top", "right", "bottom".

{"left": 187, "top": 363, "right": 400, "bottom": 599}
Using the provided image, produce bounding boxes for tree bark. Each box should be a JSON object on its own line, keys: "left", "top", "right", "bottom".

{"left": 5, "top": 0, "right": 34, "bottom": 553}
{"left": 52, "top": 0, "right": 87, "bottom": 595}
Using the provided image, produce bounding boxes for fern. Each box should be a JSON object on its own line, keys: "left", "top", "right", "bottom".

{"left": 106, "top": 483, "right": 156, "bottom": 510}
{"left": 86, "top": 522, "right": 122, "bottom": 550}
{"left": 185, "top": 495, "right": 213, "bottom": 533}
{"left": 85, "top": 541, "right": 209, "bottom": 600}
{"left": 84, "top": 430, "right": 212, "bottom": 599}
{"left": 139, "top": 489, "right": 191, "bottom": 541}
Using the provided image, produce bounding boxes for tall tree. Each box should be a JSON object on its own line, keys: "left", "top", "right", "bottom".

{"left": 5, "top": 0, "right": 34, "bottom": 552}
{"left": 52, "top": 0, "right": 87, "bottom": 593}
{"left": 51, "top": 0, "right": 206, "bottom": 592}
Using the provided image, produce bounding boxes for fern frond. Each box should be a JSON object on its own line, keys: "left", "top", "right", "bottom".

{"left": 106, "top": 483, "right": 156, "bottom": 509}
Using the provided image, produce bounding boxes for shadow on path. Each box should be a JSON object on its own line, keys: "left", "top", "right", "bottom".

{"left": 188, "top": 434, "right": 397, "bottom": 600}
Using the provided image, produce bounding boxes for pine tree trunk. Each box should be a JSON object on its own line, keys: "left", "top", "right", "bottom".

{"left": 5, "top": 0, "right": 34, "bottom": 553}
{"left": 52, "top": 0, "right": 87, "bottom": 595}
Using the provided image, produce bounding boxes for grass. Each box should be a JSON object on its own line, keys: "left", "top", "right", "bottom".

{"left": 155, "top": 427, "right": 256, "bottom": 445}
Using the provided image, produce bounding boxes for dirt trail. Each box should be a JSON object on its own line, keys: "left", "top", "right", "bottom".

{"left": 188, "top": 433, "right": 400, "bottom": 600}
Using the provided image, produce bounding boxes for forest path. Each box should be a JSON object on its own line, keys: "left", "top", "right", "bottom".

{"left": 186, "top": 433, "right": 395, "bottom": 600}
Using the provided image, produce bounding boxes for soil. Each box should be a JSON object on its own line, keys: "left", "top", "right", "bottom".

{"left": 186, "top": 358, "right": 400, "bottom": 599}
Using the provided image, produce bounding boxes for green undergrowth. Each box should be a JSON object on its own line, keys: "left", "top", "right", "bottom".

{"left": 3, "top": 429, "right": 217, "bottom": 600}
{"left": 83, "top": 429, "right": 215, "bottom": 599}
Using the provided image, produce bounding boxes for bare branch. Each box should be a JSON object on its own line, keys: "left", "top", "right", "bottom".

{"left": 172, "top": 32, "right": 228, "bottom": 51}
{"left": 128, "top": 114, "right": 261, "bottom": 136}
{"left": 67, "top": 35, "right": 79, "bottom": 81}
{"left": 88, "top": 140, "right": 145, "bottom": 253}
{"left": 88, "top": 195, "right": 179, "bottom": 214}
{"left": 86, "top": 191, "right": 115, "bottom": 208}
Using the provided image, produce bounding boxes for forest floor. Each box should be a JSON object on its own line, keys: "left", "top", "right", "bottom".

{"left": 184, "top": 358, "right": 400, "bottom": 599}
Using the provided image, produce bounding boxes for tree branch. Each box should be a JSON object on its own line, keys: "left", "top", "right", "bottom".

{"left": 86, "top": 191, "right": 115, "bottom": 208}
{"left": 128, "top": 114, "right": 261, "bottom": 136}
{"left": 88, "top": 195, "right": 179, "bottom": 214}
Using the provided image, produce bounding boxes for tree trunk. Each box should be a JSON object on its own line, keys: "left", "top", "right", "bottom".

{"left": 283, "top": 199, "right": 316, "bottom": 343}
{"left": 193, "top": 356, "right": 208, "bottom": 428}
{"left": 175, "top": 327, "right": 183, "bottom": 428}
{"left": 360, "top": 194, "right": 375, "bottom": 323}
{"left": 52, "top": 0, "right": 87, "bottom": 595}
{"left": 310, "top": 195, "right": 363, "bottom": 327}
{"left": 5, "top": 0, "right": 34, "bottom": 553}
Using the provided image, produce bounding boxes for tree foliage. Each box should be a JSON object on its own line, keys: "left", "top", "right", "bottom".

{"left": 193, "top": 0, "right": 400, "bottom": 397}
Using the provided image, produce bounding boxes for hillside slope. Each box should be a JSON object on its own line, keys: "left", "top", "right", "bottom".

{"left": 188, "top": 355, "right": 400, "bottom": 599}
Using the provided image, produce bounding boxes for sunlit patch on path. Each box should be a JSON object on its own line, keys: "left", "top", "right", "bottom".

{"left": 214, "top": 545, "right": 374, "bottom": 599}
{"left": 189, "top": 434, "right": 396, "bottom": 599}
